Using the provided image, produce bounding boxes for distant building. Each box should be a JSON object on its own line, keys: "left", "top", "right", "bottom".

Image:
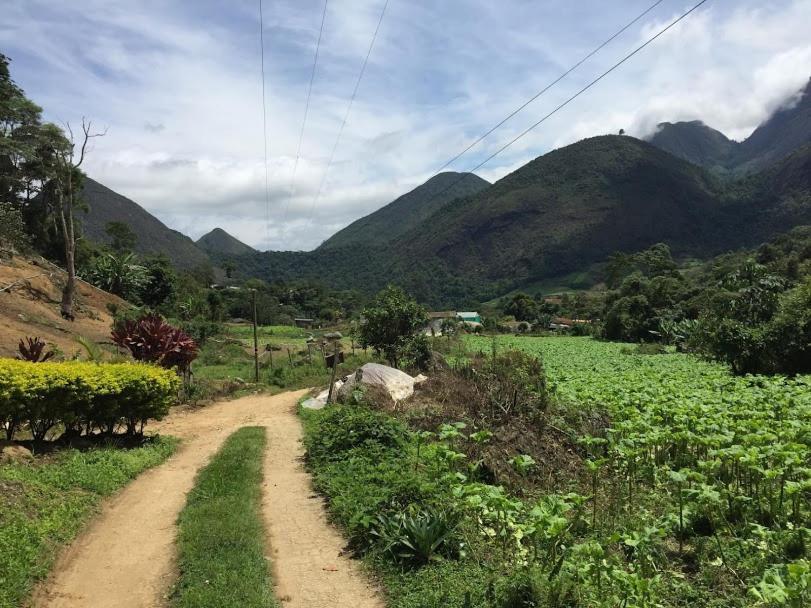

{"left": 457, "top": 312, "right": 482, "bottom": 324}
{"left": 294, "top": 318, "right": 317, "bottom": 329}
{"left": 425, "top": 311, "right": 483, "bottom": 335}
{"left": 425, "top": 311, "right": 457, "bottom": 336}
{"left": 549, "top": 317, "right": 590, "bottom": 331}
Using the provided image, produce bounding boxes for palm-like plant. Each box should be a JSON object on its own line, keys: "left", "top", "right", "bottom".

{"left": 17, "top": 337, "right": 55, "bottom": 362}
{"left": 372, "top": 509, "right": 458, "bottom": 566}
{"left": 84, "top": 251, "right": 148, "bottom": 299}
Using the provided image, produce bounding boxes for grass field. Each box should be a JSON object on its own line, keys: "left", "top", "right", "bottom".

{"left": 0, "top": 438, "right": 178, "bottom": 608}
{"left": 172, "top": 427, "right": 276, "bottom": 608}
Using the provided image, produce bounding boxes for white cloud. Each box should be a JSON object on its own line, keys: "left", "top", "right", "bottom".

{"left": 1, "top": 0, "right": 809, "bottom": 251}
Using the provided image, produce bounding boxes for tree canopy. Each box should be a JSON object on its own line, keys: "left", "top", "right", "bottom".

{"left": 358, "top": 285, "right": 428, "bottom": 368}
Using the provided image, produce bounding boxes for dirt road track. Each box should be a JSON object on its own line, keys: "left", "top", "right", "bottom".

{"left": 32, "top": 390, "right": 384, "bottom": 608}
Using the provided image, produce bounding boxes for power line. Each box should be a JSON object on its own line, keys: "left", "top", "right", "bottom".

{"left": 422, "top": 0, "right": 709, "bottom": 209}
{"left": 277, "top": 0, "right": 329, "bottom": 248}
{"left": 302, "top": 0, "right": 390, "bottom": 239}
{"left": 258, "top": 0, "right": 271, "bottom": 249}
{"left": 435, "top": 0, "right": 666, "bottom": 175}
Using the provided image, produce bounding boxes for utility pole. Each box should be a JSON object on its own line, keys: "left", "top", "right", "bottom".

{"left": 327, "top": 340, "right": 340, "bottom": 404}
{"left": 325, "top": 332, "right": 343, "bottom": 404}
{"left": 252, "top": 289, "right": 259, "bottom": 383}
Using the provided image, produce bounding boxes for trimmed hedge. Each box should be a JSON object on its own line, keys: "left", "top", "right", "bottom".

{"left": 0, "top": 359, "right": 180, "bottom": 440}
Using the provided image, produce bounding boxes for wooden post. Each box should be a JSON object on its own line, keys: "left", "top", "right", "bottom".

{"left": 327, "top": 340, "right": 340, "bottom": 404}
{"left": 252, "top": 289, "right": 259, "bottom": 383}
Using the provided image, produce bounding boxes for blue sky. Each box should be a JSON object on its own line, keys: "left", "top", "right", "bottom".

{"left": 2, "top": 0, "right": 810, "bottom": 251}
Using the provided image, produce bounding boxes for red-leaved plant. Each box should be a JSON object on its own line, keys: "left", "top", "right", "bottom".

{"left": 17, "top": 337, "right": 56, "bottom": 362}
{"left": 111, "top": 314, "right": 198, "bottom": 372}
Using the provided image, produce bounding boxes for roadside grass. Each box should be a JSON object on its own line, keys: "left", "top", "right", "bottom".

{"left": 300, "top": 405, "right": 501, "bottom": 607}
{"left": 172, "top": 426, "right": 276, "bottom": 608}
{"left": 0, "top": 437, "right": 178, "bottom": 608}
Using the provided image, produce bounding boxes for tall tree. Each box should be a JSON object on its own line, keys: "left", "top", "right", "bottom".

{"left": 0, "top": 54, "right": 104, "bottom": 319}
{"left": 50, "top": 119, "right": 106, "bottom": 319}
{"left": 358, "top": 285, "right": 427, "bottom": 368}
{"left": 0, "top": 53, "right": 43, "bottom": 206}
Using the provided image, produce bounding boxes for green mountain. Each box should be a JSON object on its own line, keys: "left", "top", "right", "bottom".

{"left": 648, "top": 77, "right": 811, "bottom": 173}
{"left": 197, "top": 227, "right": 256, "bottom": 256}
{"left": 647, "top": 120, "right": 736, "bottom": 171}
{"left": 238, "top": 135, "right": 811, "bottom": 307}
{"left": 318, "top": 172, "right": 489, "bottom": 250}
{"left": 79, "top": 177, "right": 210, "bottom": 269}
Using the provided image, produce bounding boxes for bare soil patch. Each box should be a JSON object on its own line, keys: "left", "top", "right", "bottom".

{"left": 0, "top": 256, "right": 125, "bottom": 358}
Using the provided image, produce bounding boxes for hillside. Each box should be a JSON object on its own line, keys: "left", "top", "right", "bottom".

{"left": 196, "top": 227, "right": 256, "bottom": 256}
{"left": 735, "top": 77, "right": 811, "bottom": 172}
{"left": 0, "top": 255, "right": 126, "bottom": 358}
{"left": 392, "top": 136, "right": 731, "bottom": 287}
{"left": 319, "top": 172, "right": 490, "bottom": 250}
{"left": 79, "top": 177, "right": 210, "bottom": 269}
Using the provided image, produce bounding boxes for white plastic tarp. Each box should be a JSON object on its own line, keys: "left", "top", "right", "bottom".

{"left": 347, "top": 362, "right": 418, "bottom": 401}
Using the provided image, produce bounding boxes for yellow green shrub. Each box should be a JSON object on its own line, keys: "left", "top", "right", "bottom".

{"left": 0, "top": 359, "right": 180, "bottom": 440}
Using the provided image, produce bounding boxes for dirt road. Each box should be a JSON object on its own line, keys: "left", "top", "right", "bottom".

{"left": 32, "top": 390, "right": 384, "bottom": 608}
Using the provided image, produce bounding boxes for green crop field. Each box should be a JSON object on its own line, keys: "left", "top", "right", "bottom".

{"left": 463, "top": 335, "right": 811, "bottom": 604}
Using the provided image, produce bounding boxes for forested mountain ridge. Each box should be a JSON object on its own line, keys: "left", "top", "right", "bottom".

{"left": 30, "top": 76, "right": 808, "bottom": 308}
{"left": 647, "top": 120, "right": 737, "bottom": 170}
{"left": 736, "top": 77, "right": 811, "bottom": 172}
{"left": 78, "top": 177, "right": 210, "bottom": 269}
{"left": 318, "top": 172, "right": 490, "bottom": 250}
{"left": 237, "top": 133, "right": 811, "bottom": 307}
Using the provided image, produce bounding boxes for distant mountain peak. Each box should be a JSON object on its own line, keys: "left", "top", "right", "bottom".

{"left": 196, "top": 227, "right": 256, "bottom": 256}
{"left": 318, "top": 171, "right": 490, "bottom": 250}
{"left": 647, "top": 120, "right": 737, "bottom": 169}
{"left": 648, "top": 76, "right": 811, "bottom": 173}
{"left": 78, "top": 177, "right": 210, "bottom": 269}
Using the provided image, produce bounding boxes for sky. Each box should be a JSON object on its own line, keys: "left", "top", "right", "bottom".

{"left": 2, "top": 0, "right": 810, "bottom": 252}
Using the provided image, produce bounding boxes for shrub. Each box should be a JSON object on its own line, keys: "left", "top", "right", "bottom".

{"left": 178, "top": 317, "right": 222, "bottom": 347}
{"left": 83, "top": 251, "right": 148, "bottom": 300}
{"left": 456, "top": 349, "right": 550, "bottom": 424}
{"left": 0, "top": 359, "right": 179, "bottom": 440}
{"left": 304, "top": 405, "right": 407, "bottom": 463}
{"left": 112, "top": 313, "right": 198, "bottom": 372}
{"left": 0, "top": 202, "right": 30, "bottom": 256}
{"left": 765, "top": 277, "right": 811, "bottom": 374}
{"left": 358, "top": 285, "right": 428, "bottom": 368}
{"left": 402, "top": 333, "right": 432, "bottom": 371}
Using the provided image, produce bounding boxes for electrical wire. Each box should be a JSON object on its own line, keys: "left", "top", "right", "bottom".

{"left": 423, "top": 0, "right": 710, "bottom": 209}
{"left": 435, "top": 0, "right": 666, "bottom": 174}
{"left": 277, "top": 0, "right": 330, "bottom": 248}
{"left": 258, "top": 0, "right": 271, "bottom": 249}
{"left": 301, "top": 0, "right": 390, "bottom": 241}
